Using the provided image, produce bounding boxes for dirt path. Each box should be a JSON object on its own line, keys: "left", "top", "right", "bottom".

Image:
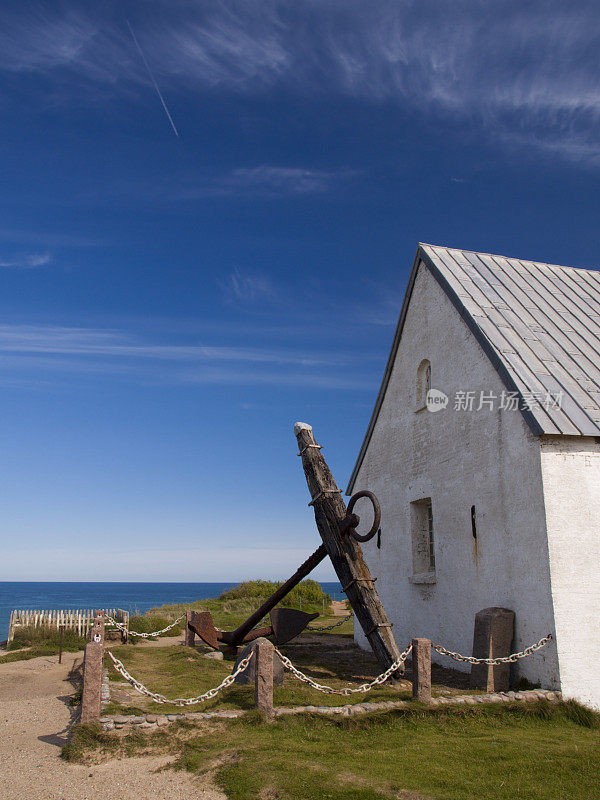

{"left": 330, "top": 600, "right": 349, "bottom": 616}
{"left": 0, "top": 651, "right": 224, "bottom": 800}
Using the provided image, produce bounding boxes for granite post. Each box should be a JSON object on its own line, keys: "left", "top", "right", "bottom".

{"left": 81, "top": 613, "right": 105, "bottom": 724}
{"left": 254, "top": 638, "right": 274, "bottom": 716}
{"left": 185, "top": 610, "right": 195, "bottom": 647}
{"left": 470, "top": 607, "right": 515, "bottom": 692}
{"left": 412, "top": 638, "right": 431, "bottom": 702}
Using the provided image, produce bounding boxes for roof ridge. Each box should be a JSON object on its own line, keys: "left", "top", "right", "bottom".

{"left": 419, "top": 243, "right": 599, "bottom": 275}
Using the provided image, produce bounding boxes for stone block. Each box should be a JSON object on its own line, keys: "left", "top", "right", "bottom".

{"left": 233, "top": 637, "right": 284, "bottom": 686}
{"left": 470, "top": 607, "right": 515, "bottom": 692}
{"left": 203, "top": 650, "right": 224, "bottom": 661}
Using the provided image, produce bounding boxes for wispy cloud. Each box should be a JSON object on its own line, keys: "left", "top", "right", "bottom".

{"left": 218, "top": 166, "right": 340, "bottom": 196}
{"left": 0, "top": 252, "right": 52, "bottom": 268}
{"left": 0, "top": 2, "right": 598, "bottom": 164}
{"left": 219, "top": 268, "right": 280, "bottom": 306}
{"left": 177, "top": 166, "right": 347, "bottom": 199}
{"left": 0, "top": 323, "right": 378, "bottom": 389}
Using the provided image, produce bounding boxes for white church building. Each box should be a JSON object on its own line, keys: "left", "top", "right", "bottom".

{"left": 347, "top": 244, "right": 600, "bottom": 708}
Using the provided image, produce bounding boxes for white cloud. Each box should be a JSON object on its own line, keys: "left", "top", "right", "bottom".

{"left": 0, "top": 2, "right": 598, "bottom": 164}
{"left": 0, "top": 252, "right": 52, "bottom": 268}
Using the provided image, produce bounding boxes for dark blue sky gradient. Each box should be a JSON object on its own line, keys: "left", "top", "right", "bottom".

{"left": 1, "top": 1, "right": 598, "bottom": 580}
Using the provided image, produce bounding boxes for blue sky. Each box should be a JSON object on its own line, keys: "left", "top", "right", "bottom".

{"left": 1, "top": 0, "right": 599, "bottom": 582}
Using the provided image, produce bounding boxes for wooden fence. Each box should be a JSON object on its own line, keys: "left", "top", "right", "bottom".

{"left": 7, "top": 608, "right": 129, "bottom": 643}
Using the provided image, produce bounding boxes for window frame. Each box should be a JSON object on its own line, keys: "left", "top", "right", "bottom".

{"left": 415, "top": 359, "right": 431, "bottom": 411}
{"left": 409, "top": 497, "right": 437, "bottom": 584}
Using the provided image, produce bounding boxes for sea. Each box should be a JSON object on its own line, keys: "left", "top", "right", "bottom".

{"left": 0, "top": 581, "right": 343, "bottom": 642}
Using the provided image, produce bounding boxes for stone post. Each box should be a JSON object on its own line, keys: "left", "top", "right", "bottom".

{"left": 470, "top": 607, "right": 515, "bottom": 692}
{"left": 254, "top": 638, "right": 274, "bottom": 716}
{"left": 81, "top": 613, "right": 105, "bottom": 725}
{"left": 185, "top": 610, "right": 195, "bottom": 647}
{"left": 411, "top": 638, "right": 431, "bottom": 702}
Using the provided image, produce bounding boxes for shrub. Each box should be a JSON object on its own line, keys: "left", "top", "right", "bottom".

{"left": 218, "top": 579, "right": 331, "bottom": 612}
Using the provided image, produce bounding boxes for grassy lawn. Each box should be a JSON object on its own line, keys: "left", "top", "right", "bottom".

{"left": 64, "top": 701, "right": 600, "bottom": 800}
{"left": 104, "top": 612, "right": 477, "bottom": 716}
{"left": 103, "top": 633, "right": 415, "bottom": 715}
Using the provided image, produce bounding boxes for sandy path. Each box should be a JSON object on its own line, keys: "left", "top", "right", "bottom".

{"left": 0, "top": 651, "right": 224, "bottom": 800}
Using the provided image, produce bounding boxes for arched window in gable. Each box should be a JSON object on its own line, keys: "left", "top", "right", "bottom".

{"left": 416, "top": 359, "right": 431, "bottom": 410}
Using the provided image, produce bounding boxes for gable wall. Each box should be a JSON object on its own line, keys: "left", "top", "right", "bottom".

{"left": 540, "top": 436, "right": 600, "bottom": 708}
{"left": 352, "top": 262, "right": 559, "bottom": 687}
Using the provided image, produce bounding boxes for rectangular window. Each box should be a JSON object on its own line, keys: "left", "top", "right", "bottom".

{"left": 410, "top": 498, "right": 436, "bottom": 578}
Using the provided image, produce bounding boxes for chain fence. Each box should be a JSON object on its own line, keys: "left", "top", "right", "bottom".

{"left": 273, "top": 642, "right": 413, "bottom": 695}
{"left": 431, "top": 634, "right": 553, "bottom": 665}
{"left": 106, "top": 648, "right": 254, "bottom": 706}
{"left": 104, "top": 629, "right": 554, "bottom": 706}
{"left": 106, "top": 615, "right": 185, "bottom": 639}
{"left": 308, "top": 614, "right": 353, "bottom": 632}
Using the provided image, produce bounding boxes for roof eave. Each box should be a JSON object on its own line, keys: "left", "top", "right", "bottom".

{"left": 345, "top": 244, "right": 544, "bottom": 495}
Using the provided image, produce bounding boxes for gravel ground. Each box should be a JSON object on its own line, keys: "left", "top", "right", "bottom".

{"left": 0, "top": 650, "right": 224, "bottom": 800}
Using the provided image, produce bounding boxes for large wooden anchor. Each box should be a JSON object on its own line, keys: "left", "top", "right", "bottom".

{"left": 186, "top": 423, "right": 402, "bottom": 675}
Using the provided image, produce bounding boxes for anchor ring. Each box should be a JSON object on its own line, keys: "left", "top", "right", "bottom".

{"left": 342, "top": 490, "right": 381, "bottom": 542}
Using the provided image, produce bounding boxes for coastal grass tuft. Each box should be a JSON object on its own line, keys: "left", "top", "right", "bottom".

{"left": 65, "top": 700, "right": 600, "bottom": 800}
{"left": 1, "top": 625, "right": 88, "bottom": 662}
{"left": 61, "top": 723, "right": 119, "bottom": 762}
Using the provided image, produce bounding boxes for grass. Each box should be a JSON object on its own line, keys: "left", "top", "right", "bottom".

{"left": 104, "top": 633, "right": 413, "bottom": 715}
{"left": 0, "top": 625, "right": 88, "bottom": 663}
{"left": 63, "top": 700, "right": 600, "bottom": 800}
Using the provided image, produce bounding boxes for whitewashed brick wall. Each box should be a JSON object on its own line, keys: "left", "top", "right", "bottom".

{"left": 353, "top": 262, "right": 560, "bottom": 690}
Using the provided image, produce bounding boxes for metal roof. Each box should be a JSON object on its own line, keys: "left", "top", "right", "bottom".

{"left": 347, "top": 244, "right": 600, "bottom": 493}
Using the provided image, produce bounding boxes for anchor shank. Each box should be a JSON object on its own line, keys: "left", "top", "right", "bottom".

{"left": 228, "top": 543, "right": 327, "bottom": 646}
{"left": 294, "top": 422, "right": 403, "bottom": 675}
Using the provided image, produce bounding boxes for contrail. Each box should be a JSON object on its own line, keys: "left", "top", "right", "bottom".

{"left": 126, "top": 20, "right": 179, "bottom": 138}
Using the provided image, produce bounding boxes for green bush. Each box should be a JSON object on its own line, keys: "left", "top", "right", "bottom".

{"left": 219, "top": 579, "right": 331, "bottom": 612}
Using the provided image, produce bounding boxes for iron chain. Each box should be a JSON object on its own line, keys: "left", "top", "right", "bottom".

{"left": 431, "top": 634, "right": 553, "bottom": 665}
{"left": 106, "top": 648, "right": 254, "bottom": 706}
{"left": 308, "top": 615, "right": 353, "bottom": 631}
{"left": 272, "top": 643, "right": 413, "bottom": 695}
{"left": 106, "top": 615, "right": 185, "bottom": 639}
